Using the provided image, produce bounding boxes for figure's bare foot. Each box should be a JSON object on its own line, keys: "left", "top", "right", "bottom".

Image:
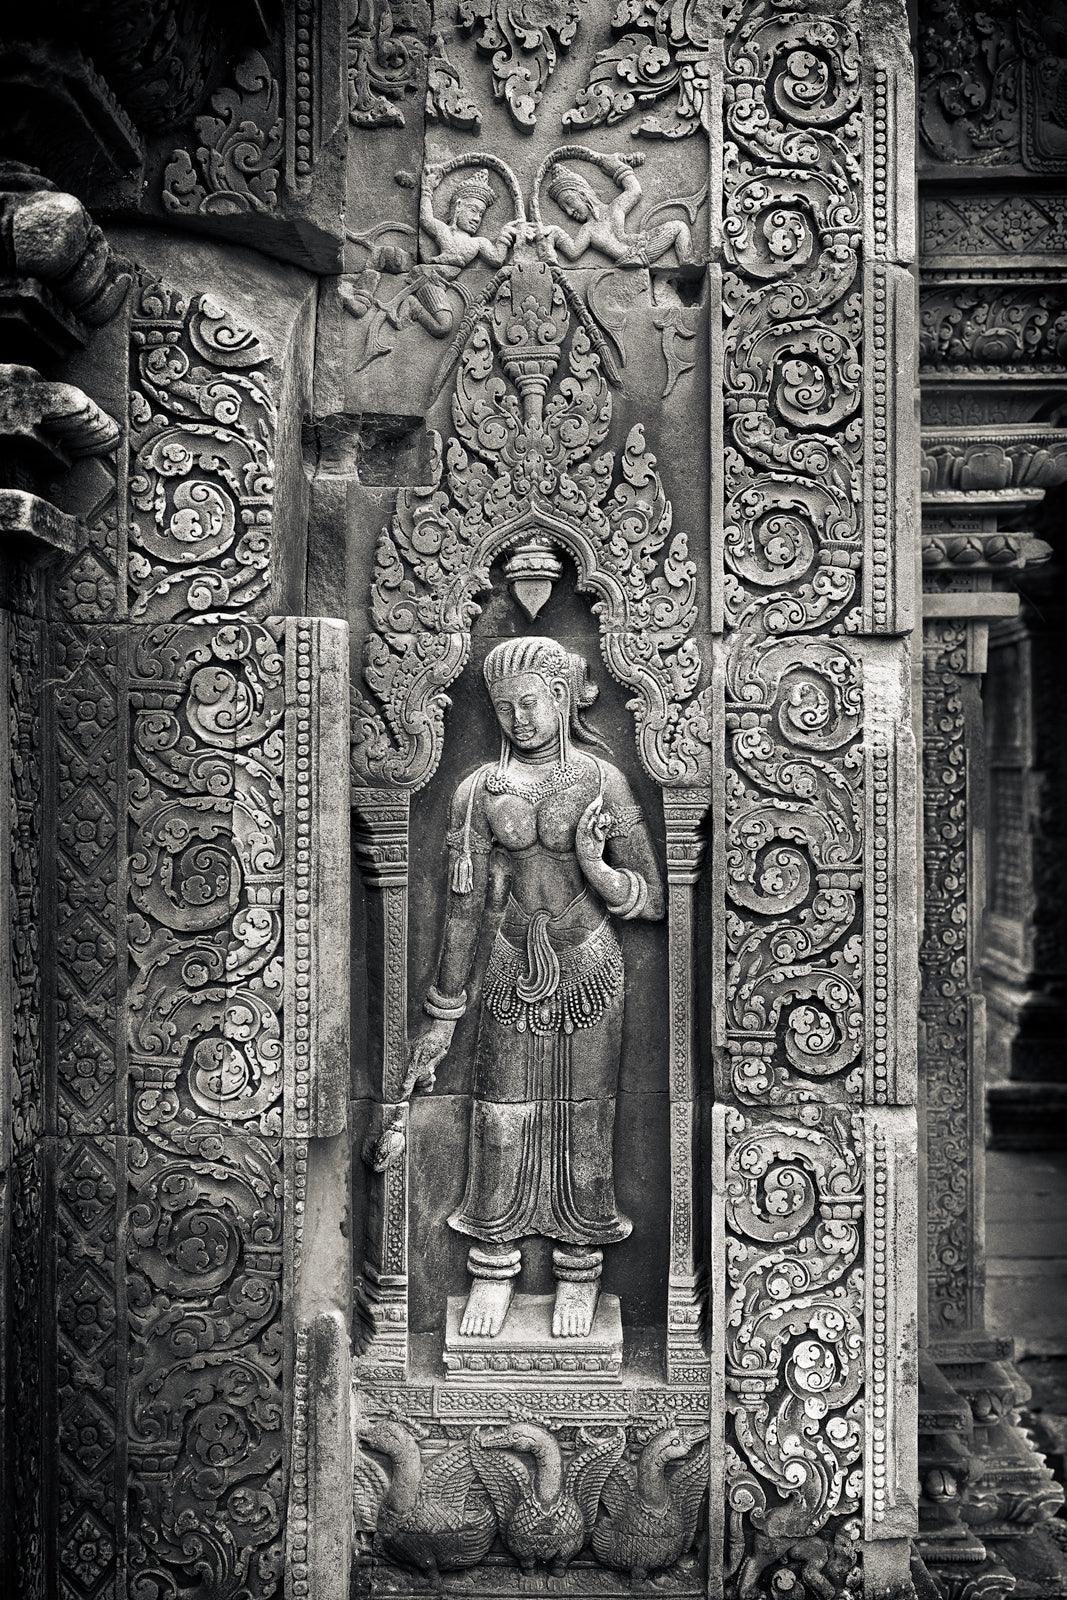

{"left": 552, "top": 1276, "right": 599, "bottom": 1338}
{"left": 460, "top": 1275, "right": 514, "bottom": 1337}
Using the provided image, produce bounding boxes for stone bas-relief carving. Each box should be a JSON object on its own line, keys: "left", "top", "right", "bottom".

{"left": 355, "top": 1417, "right": 709, "bottom": 1582}
{"left": 408, "top": 637, "right": 665, "bottom": 1342}
{"left": 0, "top": 3, "right": 927, "bottom": 1599}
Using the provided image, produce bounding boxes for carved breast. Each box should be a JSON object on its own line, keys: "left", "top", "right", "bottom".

{"left": 485, "top": 778, "right": 597, "bottom": 854}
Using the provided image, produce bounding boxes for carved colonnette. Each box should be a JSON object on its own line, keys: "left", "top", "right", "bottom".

{"left": 916, "top": 5, "right": 1067, "bottom": 1592}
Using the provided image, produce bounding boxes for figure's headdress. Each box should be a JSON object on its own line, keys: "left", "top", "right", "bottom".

{"left": 452, "top": 168, "right": 496, "bottom": 210}
{"left": 545, "top": 165, "right": 597, "bottom": 209}
{"left": 482, "top": 636, "right": 610, "bottom": 754}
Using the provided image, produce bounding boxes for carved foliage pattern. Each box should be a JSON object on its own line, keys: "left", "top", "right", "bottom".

{"left": 10, "top": 615, "right": 43, "bottom": 1157}
{"left": 8, "top": 615, "right": 45, "bottom": 1596}
{"left": 566, "top": 0, "right": 714, "bottom": 140}
{"left": 57, "top": 1138, "right": 119, "bottom": 1600}
{"left": 920, "top": 284, "right": 1067, "bottom": 367}
{"left": 348, "top": 0, "right": 429, "bottom": 128}
{"left": 126, "top": 618, "right": 287, "bottom": 1599}
{"left": 918, "top": 0, "right": 1067, "bottom": 172}
{"left": 919, "top": 624, "right": 973, "bottom": 1332}
{"left": 721, "top": 0, "right": 865, "bottom": 1108}
{"left": 723, "top": 1109, "right": 864, "bottom": 1595}
{"left": 52, "top": 624, "right": 123, "bottom": 1600}
{"left": 351, "top": 259, "right": 711, "bottom": 792}
{"left": 720, "top": 1, "right": 876, "bottom": 1580}
{"left": 163, "top": 49, "right": 283, "bottom": 216}
{"left": 54, "top": 627, "right": 120, "bottom": 1133}
{"left": 460, "top": 0, "right": 581, "bottom": 128}
{"left": 129, "top": 283, "right": 276, "bottom": 624}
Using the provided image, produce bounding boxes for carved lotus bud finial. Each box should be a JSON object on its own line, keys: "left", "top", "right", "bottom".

{"left": 504, "top": 536, "right": 564, "bottom": 619}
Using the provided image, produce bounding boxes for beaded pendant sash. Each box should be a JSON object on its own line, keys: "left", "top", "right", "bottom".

{"left": 484, "top": 917, "right": 623, "bottom": 1035}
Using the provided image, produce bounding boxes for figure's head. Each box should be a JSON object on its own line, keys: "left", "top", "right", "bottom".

{"left": 647, "top": 1426, "right": 704, "bottom": 1467}
{"left": 482, "top": 636, "right": 609, "bottom": 757}
{"left": 449, "top": 168, "right": 496, "bottom": 235}
{"left": 546, "top": 166, "right": 598, "bottom": 223}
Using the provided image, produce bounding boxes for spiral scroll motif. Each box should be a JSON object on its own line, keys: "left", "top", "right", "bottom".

{"left": 722, "top": 0, "right": 864, "bottom": 1110}
{"left": 722, "top": 2, "right": 869, "bottom": 1587}
{"left": 126, "top": 616, "right": 287, "bottom": 1598}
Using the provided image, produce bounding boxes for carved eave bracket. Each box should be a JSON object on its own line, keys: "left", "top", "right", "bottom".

{"left": 0, "top": 365, "right": 119, "bottom": 563}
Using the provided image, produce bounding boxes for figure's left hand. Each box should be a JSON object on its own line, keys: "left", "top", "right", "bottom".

{"left": 575, "top": 795, "right": 610, "bottom": 869}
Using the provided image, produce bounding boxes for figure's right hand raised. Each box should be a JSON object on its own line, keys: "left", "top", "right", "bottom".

{"left": 403, "top": 1018, "right": 455, "bottom": 1095}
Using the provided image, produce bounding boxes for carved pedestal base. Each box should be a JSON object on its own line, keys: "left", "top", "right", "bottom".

{"left": 443, "top": 1294, "right": 623, "bottom": 1382}
{"left": 920, "top": 1338, "right": 1067, "bottom": 1600}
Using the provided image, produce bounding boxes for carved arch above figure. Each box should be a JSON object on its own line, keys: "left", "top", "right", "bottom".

{"left": 350, "top": 258, "right": 713, "bottom": 794}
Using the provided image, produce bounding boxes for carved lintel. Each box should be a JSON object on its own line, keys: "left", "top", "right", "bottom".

{"left": 0, "top": 488, "right": 78, "bottom": 558}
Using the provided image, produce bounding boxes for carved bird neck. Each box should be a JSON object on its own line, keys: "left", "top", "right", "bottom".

{"left": 509, "top": 1426, "right": 564, "bottom": 1505}
{"left": 368, "top": 1423, "right": 422, "bottom": 1517}
{"left": 636, "top": 1448, "right": 673, "bottom": 1514}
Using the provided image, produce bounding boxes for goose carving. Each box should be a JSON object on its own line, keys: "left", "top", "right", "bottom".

{"left": 354, "top": 1417, "right": 496, "bottom": 1583}
{"left": 586, "top": 1424, "right": 709, "bottom": 1579}
{"left": 470, "top": 1420, "right": 619, "bottom": 1574}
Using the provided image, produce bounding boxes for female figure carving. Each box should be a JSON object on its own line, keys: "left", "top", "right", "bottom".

{"left": 408, "top": 637, "right": 664, "bottom": 1340}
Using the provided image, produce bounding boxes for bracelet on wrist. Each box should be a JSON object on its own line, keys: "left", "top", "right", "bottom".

{"left": 425, "top": 983, "right": 467, "bottom": 1021}
{"left": 605, "top": 868, "right": 647, "bottom": 920}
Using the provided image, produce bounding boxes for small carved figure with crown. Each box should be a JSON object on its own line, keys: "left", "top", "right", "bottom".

{"left": 421, "top": 162, "right": 525, "bottom": 268}
{"left": 537, "top": 150, "right": 693, "bottom": 266}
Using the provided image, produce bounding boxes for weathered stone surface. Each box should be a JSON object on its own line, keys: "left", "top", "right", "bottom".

{"left": 0, "top": 3, "right": 953, "bottom": 1599}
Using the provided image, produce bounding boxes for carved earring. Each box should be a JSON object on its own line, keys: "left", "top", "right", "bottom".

{"left": 497, "top": 729, "right": 510, "bottom": 783}
{"left": 557, "top": 700, "right": 570, "bottom": 767}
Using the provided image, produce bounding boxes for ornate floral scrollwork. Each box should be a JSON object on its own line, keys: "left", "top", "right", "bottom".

{"left": 351, "top": 256, "right": 710, "bottom": 793}
{"left": 565, "top": 0, "right": 714, "bottom": 139}
{"left": 459, "top": 0, "right": 580, "bottom": 127}
{"left": 723, "top": 1107, "right": 864, "bottom": 1598}
{"left": 348, "top": 0, "right": 429, "bottom": 127}
{"left": 126, "top": 618, "right": 287, "bottom": 1600}
{"left": 163, "top": 49, "right": 283, "bottom": 216}
{"left": 720, "top": 0, "right": 866, "bottom": 1108}
{"left": 129, "top": 282, "right": 276, "bottom": 623}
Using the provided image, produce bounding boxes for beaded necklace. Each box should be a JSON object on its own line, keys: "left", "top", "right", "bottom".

{"left": 484, "top": 759, "right": 583, "bottom": 805}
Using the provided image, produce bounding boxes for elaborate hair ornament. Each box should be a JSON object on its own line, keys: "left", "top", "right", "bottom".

{"left": 546, "top": 166, "right": 596, "bottom": 207}
{"left": 453, "top": 168, "right": 496, "bottom": 210}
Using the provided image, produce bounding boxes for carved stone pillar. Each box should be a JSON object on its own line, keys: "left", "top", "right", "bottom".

{"left": 663, "top": 786, "right": 711, "bottom": 1387}
{"left": 919, "top": 562, "right": 1065, "bottom": 1598}
{"left": 352, "top": 786, "right": 411, "bottom": 1380}
{"left": 916, "top": 7, "right": 1067, "bottom": 1589}
{"left": 983, "top": 556, "right": 1067, "bottom": 1147}
{"left": 2, "top": 226, "right": 354, "bottom": 1599}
